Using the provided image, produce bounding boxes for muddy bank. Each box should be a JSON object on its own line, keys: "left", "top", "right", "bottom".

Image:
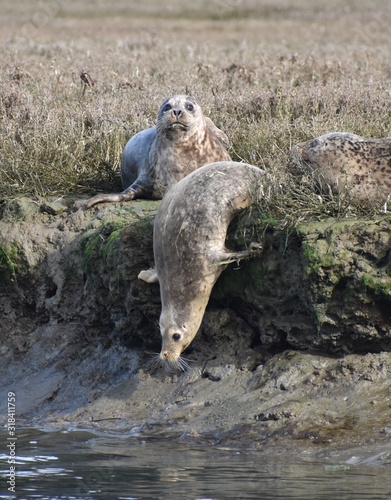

{"left": 0, "top": 197, "right": 390, "bottom": 457}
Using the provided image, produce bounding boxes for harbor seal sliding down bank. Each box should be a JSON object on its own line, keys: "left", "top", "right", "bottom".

{"left": 84, "top": 95, "right": 231, "bottom": 208}
{"left": 290, "top": 132, "right": 391, "bottom": 204}
{"left": 141, "top": 161, "right": 269, "bottom": 370}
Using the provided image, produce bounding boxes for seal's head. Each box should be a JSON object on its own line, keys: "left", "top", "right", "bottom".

{"left": 158, "top": 300, "right": 209, "bottom": 371}
{"left": 159, "top": 324, "right": 191, "bottom": 370}
{"left": 290, "top": 133, "right": 366, "bottom": 167}
{"left": 157, "top": 95, "right": 205, "bottom": 139}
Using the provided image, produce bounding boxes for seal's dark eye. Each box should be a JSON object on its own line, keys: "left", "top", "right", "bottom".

{"left": 172, "top": 333, "right": 181, "bottom": 341}
{"left": 162, "top": 103, "right": 172, "bottom": 112}
{"left": 186, "top": 102, "right": 194, "bottom": 112}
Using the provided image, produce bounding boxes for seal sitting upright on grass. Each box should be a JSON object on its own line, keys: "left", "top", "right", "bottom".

{"left": 290, "top": 132, "right": 391, "bottom": 208}
{"left": 139, "top": 161, "right": 269, "bottom": 371}
{"left": 84, "top": 95, "right": 231, "bottom": 208}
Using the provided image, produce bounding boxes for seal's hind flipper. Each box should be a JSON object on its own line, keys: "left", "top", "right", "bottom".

{"left": 138, "top": 268, "right": 159, "bottom": 283}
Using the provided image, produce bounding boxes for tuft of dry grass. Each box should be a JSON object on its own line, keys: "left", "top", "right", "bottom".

{"left": 0, "top": 0, "right": 390, "bottom": 223}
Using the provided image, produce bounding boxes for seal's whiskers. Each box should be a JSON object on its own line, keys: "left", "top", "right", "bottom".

{"left": 176, "top": 355, "right": 190, "bottom": 372}
{"left": 146, "top": 351, "right": 190, "bottom": 372}
{"left": 146, "top": 351, "right": 163, "bottom": 369}
{"left": 164, "top": 356, "right": 190, "bottom": 372}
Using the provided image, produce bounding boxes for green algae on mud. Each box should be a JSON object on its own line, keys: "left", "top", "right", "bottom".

{"left": 294, "top": 217, "right": 391, "bottom": 351}
{"left": 361, "top": 274, "right": 391, "bottom": 298}
{"left": 80, "top": 200, "right": 159, "bottom": 276}
{"left": 0, "top": 244, "right": 18, "bottom": 280}
{"left": 78, "top": 201, "right": 160, "bottom": 312}
{"left": 214, "top": 213, "right": 391, "bottom": 353}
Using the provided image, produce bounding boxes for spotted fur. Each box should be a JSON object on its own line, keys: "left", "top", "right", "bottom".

{"left": 290, "top": 132, "right": 391, "bottom": 202}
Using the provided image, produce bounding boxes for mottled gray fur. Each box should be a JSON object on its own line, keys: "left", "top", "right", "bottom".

{"left": 148, "top": 161, "right": 269, "bottom": 365}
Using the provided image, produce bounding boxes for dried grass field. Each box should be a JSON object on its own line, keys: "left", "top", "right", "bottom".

{"left": 0, "top": 0, "right": 390, "bottom": 220}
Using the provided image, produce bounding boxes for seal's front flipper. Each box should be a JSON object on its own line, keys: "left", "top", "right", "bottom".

{"left": 83, "top": 189, "right": 137, "bottom": 208}
{"left": 77, "top": 178, "right": 157, "bottom": 209}
{"left": 216, "top": 242, "right": 263, "bottom": 266}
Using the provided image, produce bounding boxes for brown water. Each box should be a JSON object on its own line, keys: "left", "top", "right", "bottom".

{"left": 1, "top": 429, "right": 391, "bottom": 499}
